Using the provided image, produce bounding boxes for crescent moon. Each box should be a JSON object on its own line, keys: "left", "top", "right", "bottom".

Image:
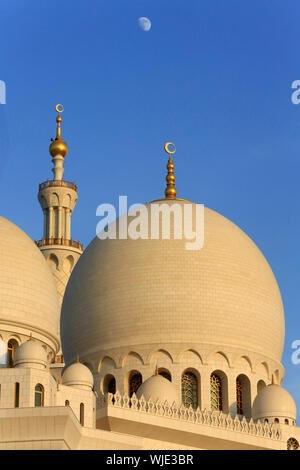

{"left": 138, "top": 17, "right": 151, "bottom": 32}
{"left": 164, "top": 142, "right": 176, "bottom": 155}
{"left": 56, "top": 104, "right": 64, "bottom": 113}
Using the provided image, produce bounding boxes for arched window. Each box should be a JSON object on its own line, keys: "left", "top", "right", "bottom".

{"left": 7, "top": 340, "right": 18, "bottom": 367}
{"left": 181, "top": 372, "right": 198, "bottom": 408}
{"left": 65, "top": 400, "right": 69, "bottom": 406}
{"left": 210, "top": 373, "right": 222, "bottom": 411}
{"left": 257, "top": 380, "right": 266, "bottom": 394}
{"left": 34, "top": 384, "right": 44, "bottom": 407}
{"left": 102, "top": 374, "right": 116, "bottom": 397}
{"left": 108, "top": 377, "right": 116, "bottom": 394}
{"left": 285, "top": 419, "right": 289, "bottom": 425}
{"left": 264, "top": 418, "right": 269, "bottom": 424}
{"left": 287, "top": 438, "right": 299, "bottom": 450}
{"left": 274, "top": 418, "right": 279, "bottom": 424}
{"left": 158, "top": 369, "right": 171, "bottom": 382}
{"left": 80, "top": 403, "right": 84, "bottom": 426}
{"left": 236, "top": 374, "right": 251, "bottom": 417}
{"left": 14, "top": 382, "right": 20, "bottom": 408}
{"left": 236, "top": 378, "right": 243, "bottom": 415}
{"left": 129, "top": 372, "right": 142, "bottom": 397}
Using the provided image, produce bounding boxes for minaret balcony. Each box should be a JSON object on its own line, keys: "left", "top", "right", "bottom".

{"left": 39, "top": 180, "right": 77, "bottom": 192}
{"left": 35, "top": 237, "right": 83, "bottom": 251}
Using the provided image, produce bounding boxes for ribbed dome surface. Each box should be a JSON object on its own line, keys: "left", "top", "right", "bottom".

{"left": 61, "top": 201, "right": 285, "bottom": 366}
{"left": 0, "top": 217, "right": 60, "bottom": 353}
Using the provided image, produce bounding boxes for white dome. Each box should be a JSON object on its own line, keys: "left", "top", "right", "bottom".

{"left": 62, "top": 361, "right": 94, "bottom": 390}
{"left": 136, "top": 375, "right": 180, "bottom": 405}
{"left": 61, "top": 201, "right": 284, "bottom": 368}
{"left": 14, "top": 340, "right": 47, "bottom": 369}
{"left": 0, "top": 217, "right": 60, "bottom": 353}
{"left": 252, "top": 384, "right": 296, "bottom": 421}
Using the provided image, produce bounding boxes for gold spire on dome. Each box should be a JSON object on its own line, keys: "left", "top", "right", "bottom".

{"left": 164, "top": 142, "right": 177, "bottom": 199}
{"left": 153, "top": 365, "right": 159, "bottom": 376}
{"left": 76, "top": 355, "right": 79, "bottom": 363}
{"left": 49, "top": 104, "right": 68, "bottom": 158}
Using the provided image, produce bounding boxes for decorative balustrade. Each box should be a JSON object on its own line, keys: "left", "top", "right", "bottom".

{"left": 34, "top": 238, "right": 83, "bottom": 251}
{"left": 97, "top": 391, "right": 282, "bottom": 441}
{"left": 39, "top": 180, "right": 77, "bottom": 192}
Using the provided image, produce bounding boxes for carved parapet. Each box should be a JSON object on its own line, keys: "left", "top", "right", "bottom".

{"left": 97, "top": 391, "right": 281, "bottom": 441}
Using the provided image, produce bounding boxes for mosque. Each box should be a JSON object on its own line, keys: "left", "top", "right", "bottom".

{"left": 0, "top": 105, "right": 299, "bottom": 450}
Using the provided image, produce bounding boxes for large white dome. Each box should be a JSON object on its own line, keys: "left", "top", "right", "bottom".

{"left": 61, "top": 200, "right": 285, "bottom": 369}
{"left": 0, "top": 217, "right": 60, "bottom": 353}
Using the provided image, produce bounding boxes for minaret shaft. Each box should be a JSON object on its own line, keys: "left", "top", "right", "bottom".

{"left": 52, "top": 155, "right": 65, "bottom": 180}
{"left": 35, "top": 105, "right": 83, "bottom": 364}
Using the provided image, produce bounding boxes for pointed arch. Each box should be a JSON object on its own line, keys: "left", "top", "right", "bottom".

{"left": 178, "top": 349, "right": 202, "bottom": 364}
{"left": 256, "top": 361, "right": 269, "bottom": 379}
{"left": 257, "top": 379, "right": 266, "bottom": 393}
{"left": 149, "top": 349, "right": 173, "bottom": 365}
{"left": 98, "top": 356, "right": 117, "bottom": 373}
{"left": 50, "top": 192, "right": 59, "bottom": 206}
{"left": 122, "top": 351, "right": 144, "bottom": 367}
{"left": 47, "top": 253, "right": 59, "bottom": 270}
{"left": 208, "top": 351, "right": 230, "bottom": 367}
{"left": 234, "top": 355, "right": 253, "bottom": 372}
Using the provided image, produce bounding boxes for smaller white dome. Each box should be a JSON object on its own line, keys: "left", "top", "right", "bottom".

{"left": 252, "top": 385, "right": 296, "bottom": 422}
{"left": 62, "top": 361, "right": 94, "bottom": 391}
{"left": 14, "top": 340, "right": 47, "bottom": 370}
{"left": 136, "top": 375, "right": 180, "bottom": 405}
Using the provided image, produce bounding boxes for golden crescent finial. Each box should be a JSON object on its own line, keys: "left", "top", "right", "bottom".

{"left": 55, "top": 104, "right": 64, "bottom": 113}
{"left": 164, "top": 142, "right": 177, "bottom": 199}
{"left": 164, "top": 142, "right": 176, "bottom": 155}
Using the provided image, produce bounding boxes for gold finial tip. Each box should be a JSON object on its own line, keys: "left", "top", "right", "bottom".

{"left": 55, "top": 104, "right": 64, "bottom": 113}
{"left": 164, "top": 142, "right": 176, "bottom": 155}
{"left": 76, "top": 355, "right": 79, "bottom": 363}
{"left": 154, "top": 365, "right": 159, "bottom": 376}
{"left": 164, "top": 141, "right": 177, "bottom": 199}
{"left": 49, "top": 104, "right": 68, "bottom": 158}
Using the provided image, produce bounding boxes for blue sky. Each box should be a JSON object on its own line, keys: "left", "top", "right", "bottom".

{"left": 0, "top": 0, "right": 300, "bottom": 418}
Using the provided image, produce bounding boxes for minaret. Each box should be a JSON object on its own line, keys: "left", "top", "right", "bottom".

{"left": 35, "top": 104, "right": 83, "bottom": 316}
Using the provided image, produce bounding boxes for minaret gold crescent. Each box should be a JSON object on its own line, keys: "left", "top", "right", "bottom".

{"left": 55, "top": 104, "right": 64, "bottom": 113}
{"left": 164, "top": 142, "right": 176, "bottom": 155}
